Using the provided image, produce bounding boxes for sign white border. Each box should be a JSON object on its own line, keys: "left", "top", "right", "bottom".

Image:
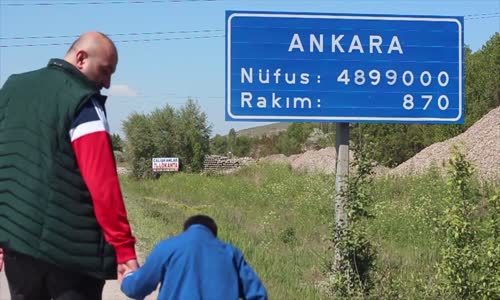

{"left": 152, "top": 157, "right": 179, "bottom": 172}
{"left": 226, "top": 12, "right": 463, "bottom": 122}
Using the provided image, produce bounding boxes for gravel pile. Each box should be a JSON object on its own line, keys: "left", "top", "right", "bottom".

{"left": 390, "top": 106, "right": 500, "bottom": 181}
{"left": 259, "top": 106, "right": 499, "bottom": 181}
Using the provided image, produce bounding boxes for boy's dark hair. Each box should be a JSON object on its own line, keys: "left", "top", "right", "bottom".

{"left": 183, "top": 215, "right": 218, "bottom": 237}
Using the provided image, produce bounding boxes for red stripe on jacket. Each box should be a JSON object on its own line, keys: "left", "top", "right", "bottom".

{"left": 72, "top": 131, "right": 136, "bottom": 263}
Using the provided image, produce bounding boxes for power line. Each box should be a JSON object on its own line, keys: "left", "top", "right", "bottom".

{"left": 1, "top": 11, "right": 497, "bottom": 41}
{"left": 109, "top": 94, "right": 224, "bottom": 100}
{"left": 0, "top": 29, "right": 224, "bottom": 40}
{"left": 0, "top": 34, "right": 225, "bottom": 48}
{"left": 2, "top": 0, "right": 221, "bottom": 6}
{"left": 464, "top": 12, "right": 500, "bottom": 17}
{"left": 465, "top": 14, "right": 500, "bottom": 20}
{"left": 116, "top": 34, "right": 224, "bottom": 43}
{"left": 0, "top": 11, "right": 496, "bottom": 48}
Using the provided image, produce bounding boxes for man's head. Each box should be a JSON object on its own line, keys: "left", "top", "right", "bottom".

{"left": 183, "top": 215, "right": 218, "bottom": 237}
{"left": 64, "top": 32, "right": 118, "bottom": 89}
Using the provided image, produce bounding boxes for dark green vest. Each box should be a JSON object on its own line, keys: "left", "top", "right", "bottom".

{"left": 0, "top": 59, "right": 117, "bottom": 279}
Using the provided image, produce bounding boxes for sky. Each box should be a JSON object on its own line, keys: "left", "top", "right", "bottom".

{"left": 1, "top": 0, "right": 499, "bottom": 137}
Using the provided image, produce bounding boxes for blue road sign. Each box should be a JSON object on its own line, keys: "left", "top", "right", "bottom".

{"left": 225, "top": 11, "right": 464, "bottom": 123}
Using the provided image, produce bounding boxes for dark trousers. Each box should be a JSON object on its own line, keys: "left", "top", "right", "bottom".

{"left": 4, "top": 249, "right": 105, "bottom": 300}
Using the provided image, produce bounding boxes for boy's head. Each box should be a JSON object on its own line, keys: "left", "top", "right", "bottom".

{"left": 183, "top": 215, "right": 218, "bottom": 237}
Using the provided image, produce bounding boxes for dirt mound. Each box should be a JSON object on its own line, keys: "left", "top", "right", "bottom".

{"left": 260, "top": 146, "right": 389, "bottom": 176}
{"left": 260, "top": 147, "right": 354, "bottom": 175}
{"left": 290, "top": 147, "right": 338, "bottom": 174}
{"left": 390, "top": 106, "right": 500, "bottom": 181}
{"left": 258, "top": 107, "right": 499, "bottom": 181}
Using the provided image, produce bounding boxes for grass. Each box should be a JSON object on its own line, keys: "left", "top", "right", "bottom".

{"left": 120, "top": 163, "right": 499, "bottom": 299}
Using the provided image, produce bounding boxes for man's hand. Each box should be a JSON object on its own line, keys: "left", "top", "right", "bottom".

{"left": 0, "top": 248, "right": 4, "bottom": 272}
{"left": 117, "top": 259, "right": 139, "bottom": 283}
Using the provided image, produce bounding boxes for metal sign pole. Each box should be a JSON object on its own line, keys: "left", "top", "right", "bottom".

{"left": 334, "top": 122, "right": 349, "bottom": 265}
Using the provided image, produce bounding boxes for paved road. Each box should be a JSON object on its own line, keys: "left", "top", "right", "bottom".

{"left": 0, "top": 268, "right": 158, "bottom": 300}
{"left": 1, "top": 270, "right": 10, "bottom": 300}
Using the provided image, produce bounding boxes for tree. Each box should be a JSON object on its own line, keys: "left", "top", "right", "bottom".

{"left": 233, "top": 136, "right": 253, "bottom": 157}
{"left": 210, "top": 134, "right": 228, "bottom": 155}
{"left": 149, "top": 105, "right": 178, "bottom": 157}
{"left": 463, "top": 33, "right": 499, "bottom": 127}
{"left": 123, "top": 113, "right": 155, "bottom": 178}
{"left": 287, "top": 122, "right": 314, "bottom": 144}
{"left": 122, "top": 98, "right": 212, "bottom": 178}
{"left": 191, "top": 143, "right": 204, "bottom": 172}
{"left": 274, "top": 123, "right": 315, "bottom": 155}
{"left": 176, "top": 98, "right": 211, "bottom": 171}
{"left": 110, "top": 133, "right": 123, "bottom": 151}
{"left": 227, "top": 128, "right": 237, "bottom": 155}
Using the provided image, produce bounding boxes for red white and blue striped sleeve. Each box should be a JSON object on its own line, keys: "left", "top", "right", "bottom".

{"left": 69, "top": 98, "right": 136, "bottom": 264}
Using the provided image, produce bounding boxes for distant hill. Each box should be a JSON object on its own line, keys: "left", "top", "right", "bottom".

{"left": 236, "top": 122, "right": 290, "bottom": 138}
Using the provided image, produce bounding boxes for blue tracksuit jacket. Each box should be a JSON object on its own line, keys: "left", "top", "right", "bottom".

{"left": 121, "top": 224, "right": 268, "bottom": 300}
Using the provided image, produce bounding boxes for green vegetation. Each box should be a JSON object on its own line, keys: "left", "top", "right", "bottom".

{"left": 321, "top": 141, "right": 377, "bottom": 298}
{"left": 122, "top": 98, "right": 211, "bottom": 178}
{"left": 121, "top": 159, "right": 498, "bottom": 299}
{"left": 210, "top": 122, "right": 336, "bottom": 158}
{"left": 111, "top": 133, "right": 124, "bottom": 152}
{"left": 122, "top": 163, "right": 332, "bottom": 299}
{"left": 117, "top": 34, "right": 499, "bottom": 299}
{"left": 435, "top": 148, "right": 500, "bottom": 299}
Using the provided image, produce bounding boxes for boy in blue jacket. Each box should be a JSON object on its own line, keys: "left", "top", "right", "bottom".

{"left": 121, "top": 215, "right": 268, "bottom": 300}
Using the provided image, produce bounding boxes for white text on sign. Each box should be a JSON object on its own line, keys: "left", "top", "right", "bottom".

{"left": 288, "top": 34, "right": 404, "bottom": 54}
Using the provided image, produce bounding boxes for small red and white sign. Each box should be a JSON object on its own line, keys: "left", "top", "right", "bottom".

{"left": 152, "top": 157, "right": 179, "bottom": 172}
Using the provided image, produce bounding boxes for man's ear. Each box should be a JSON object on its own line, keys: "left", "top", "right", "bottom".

{"left": 75, "top": 50, "right": 88, "bottom": 70}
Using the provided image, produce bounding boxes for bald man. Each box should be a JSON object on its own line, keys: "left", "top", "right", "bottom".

{"left": 0, "top": 32, "right": 138, "bottom": 300}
